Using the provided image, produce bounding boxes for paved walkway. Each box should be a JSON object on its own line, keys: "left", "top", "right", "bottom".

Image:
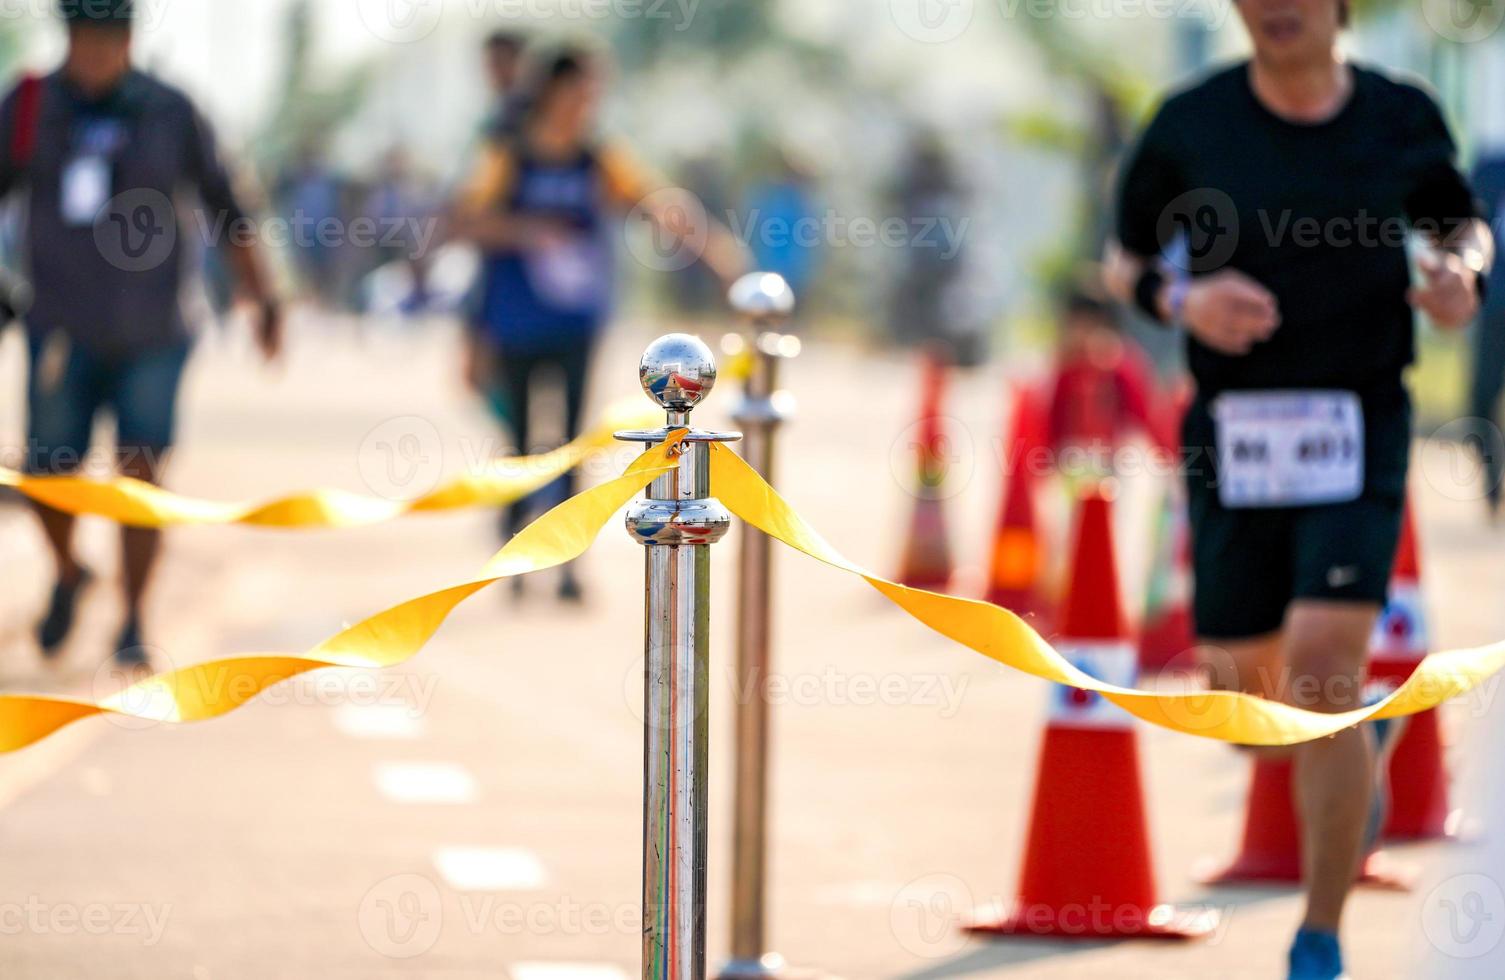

{"left": 0, "top": 318, "right": 1501, "bottom": 979}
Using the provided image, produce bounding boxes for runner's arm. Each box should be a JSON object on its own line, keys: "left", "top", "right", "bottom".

{"left": 1408, "top": 218, "right": 1493, "bottom": 330}
{"left": 1404, "top": 90, "right": 1495, "bottom": 329}
{"left": 1107, "top": 107, "right": 1278, "bottom": 356}
{"left": 186, "top": 104, "right": 282, "bottom": 360}
{"left": 599, "top": 143, "right": 748, "bottom": 288}
{"left": 449, "top": 141, "right": 573, "bottom": 252}
{"left": 0, "top": 87, "right": 25, "bottom": 328}
{"left": 0, "top": 87, "right": 19, "bottom": 200}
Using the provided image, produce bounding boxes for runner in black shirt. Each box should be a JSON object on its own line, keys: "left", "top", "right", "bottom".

{"left": 1108, "top": 0, "right": 1491, "bottom": 976}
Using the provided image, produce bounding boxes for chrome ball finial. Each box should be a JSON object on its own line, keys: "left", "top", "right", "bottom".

{"left": 727, "top": 272, "right": 795, "bottom": 322}
{"left": 639, "top": 333, "right": 718, "bottom": 412}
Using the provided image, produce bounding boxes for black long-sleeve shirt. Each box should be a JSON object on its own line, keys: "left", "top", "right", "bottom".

{"left": 1117, "top": 62, "right": 1479, "bottom": 401}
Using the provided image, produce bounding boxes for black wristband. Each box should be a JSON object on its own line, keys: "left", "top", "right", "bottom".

{"left": 1133, "top": 266, "right": 1166, "bottom": 324}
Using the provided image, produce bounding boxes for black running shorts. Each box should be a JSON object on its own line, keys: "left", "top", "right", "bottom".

{"left": 1181, "top": 387, "right": 1411, "bottom": 640}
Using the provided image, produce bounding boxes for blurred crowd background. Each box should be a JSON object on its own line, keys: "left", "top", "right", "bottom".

{"left": 0, "top": 0, "right": 1497, "bottom": 397}
{"left": 0, "top": 5, "right": 1502, "bottom": 976}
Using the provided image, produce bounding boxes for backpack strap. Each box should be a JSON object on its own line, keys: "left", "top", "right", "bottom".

{"left": 8, "top": 74, "right": 44, "bottom": 172}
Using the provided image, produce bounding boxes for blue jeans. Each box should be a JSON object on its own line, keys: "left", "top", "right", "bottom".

{"left": 25, "top": 332, "right": 191, "bottom": 475}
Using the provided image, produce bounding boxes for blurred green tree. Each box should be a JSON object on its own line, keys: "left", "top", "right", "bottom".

{"left": 254, "top": 0, "right": 373, "bottom": 176}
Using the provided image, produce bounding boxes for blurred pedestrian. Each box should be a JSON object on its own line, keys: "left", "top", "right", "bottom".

{"left": 669, "top": 154, "right": 732, "bottom": 316}
{"left": 482, "top": 29, "right": 527, "bottom": 139}
{"left": 887, "top": 133, "right": 972, "bottom": 361}
{"left": 1108, "top": 0, "right": 1491, "bottom": 975}
{"left": 274, "top": 142, "right": 343, "bottom": 306}
{"left": 451, "top": 42, "right": 743, "bottom": 601}
{"left": 356, "top": 145, "right": 438, "bottom": 317}
{"left": 743, "top": 144, "right": 820, "bottom": 302}
{"left": 4, "top": 0, "right": 282, "bottom": 666}
{"left": 1468, "top": 148, "right": 1505, "bottom": 520}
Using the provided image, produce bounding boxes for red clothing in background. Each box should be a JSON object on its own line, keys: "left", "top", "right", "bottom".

{"left": 1046, "top": 343, "right": 1158, "bottom": 453}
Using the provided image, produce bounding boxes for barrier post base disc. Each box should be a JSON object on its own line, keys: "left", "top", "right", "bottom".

{"left": 964, "top": 902, "right": 1219, "bottom": 941}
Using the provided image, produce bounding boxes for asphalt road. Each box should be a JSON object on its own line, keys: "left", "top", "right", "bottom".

{"left": 1, "top": 316, "right": 1503, "bottom": 979}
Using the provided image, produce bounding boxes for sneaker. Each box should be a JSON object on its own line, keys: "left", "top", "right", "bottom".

{"left": 37, "top": 567, "right": 91, "bottom": 657}
{"left": 1287, "top": 927, "right": 1348, "bottom": 980}
{"left": 115, "top": 617, "right": 150, "bottom": 669}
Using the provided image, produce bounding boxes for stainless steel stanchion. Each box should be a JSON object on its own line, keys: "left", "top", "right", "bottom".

{"left": 618, "top": 334, "right": 740, "bottom": 980}
{"left": 717, "top": 274, "right": 814, "bottom": 980}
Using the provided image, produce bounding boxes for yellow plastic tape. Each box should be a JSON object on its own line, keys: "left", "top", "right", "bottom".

{"left": 0, "top": 401, "right": 658, "bottom": 529}
{"left": 0, "top": 440, "right": 681, "bottom": 754}
{"left": 707, "top": 443, "right": 1505, "bottom": 747}
{"left": 723, "top": 344, "right": 757, "bottom": 383}
{"left": 2, "top": 437, "right": 1502, "bottom": 755}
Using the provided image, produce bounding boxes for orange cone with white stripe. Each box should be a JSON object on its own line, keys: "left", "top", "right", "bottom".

{"left": 1195, "top": 757, "right": 1414, "bottom": 889}
{"left": 1370, "top": 500, "right": 1454, "bottom": 840}
{"left": 896, "top": 351, "right": 954, "bottom": 589}
{"left": 982, "top": 383, "right": 1050, "bottom": 628}
{"left": 967, "top": 488, "right": 1217, "bottom": 940}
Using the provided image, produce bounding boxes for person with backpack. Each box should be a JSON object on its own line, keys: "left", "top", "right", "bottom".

{"left": 5, "top": 0, "right": 282, "bottom": 666}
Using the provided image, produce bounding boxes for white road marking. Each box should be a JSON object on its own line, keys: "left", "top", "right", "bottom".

{"left": 433, "top": 847, "right": 547, "bottom": 891}
{"left": 334, "top": 702, "right": 425, "bottom": 739}
{"left": 812, "top": 880, "right": 911, "bottom": 906}
{"left": 510, "top": 964, "right": 628, "bottom": 980}
{"left": 373, "top": 762, "right": 476, "bottom": 804}
{"left": 0, "top": 719, "right": 101, "bottom": 812}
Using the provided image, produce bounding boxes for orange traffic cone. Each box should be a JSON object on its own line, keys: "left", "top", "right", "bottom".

{"left": 1138, "top": 479, "right": 1194, "bottom": 672}
{"left": 1197, "top": 757, "right": 1302, "bottom": 883}
{"left": 896, "top": 352, "right": 953, "bottom": 589}
{"left": 1370, "top": 500, "right": 1453, "bottom": 840}
{"left": 982, "top": 384, "right": 1050, "bottom": 628}
{"left": 967, "top": 489, "right": 1217, "bottom": 940}
{"left": 1195, "top": 758, "right": 1413, "bottom": 889}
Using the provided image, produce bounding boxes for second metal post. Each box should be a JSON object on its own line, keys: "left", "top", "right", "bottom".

{"left": 720, "top": 274, "right": 800, "bottom": 979}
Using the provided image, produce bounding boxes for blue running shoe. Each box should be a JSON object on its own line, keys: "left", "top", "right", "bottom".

{"left": 1288, "top": 927, "right": 1348, "bottom": 980}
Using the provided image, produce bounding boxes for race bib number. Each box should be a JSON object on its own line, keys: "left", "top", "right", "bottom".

{"left": 61, "top": 155, "right": 112, "bottom": 227}
{"left": 1213, "top": 390, "right": 1363, "bottom": 509}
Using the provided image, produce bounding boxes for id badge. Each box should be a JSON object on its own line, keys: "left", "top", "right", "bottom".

{"left": 61, "top": 155, "right": 112, "bottom": 226}
{"left": 1213, "top": 390, "right": 1364, "bottom": 509}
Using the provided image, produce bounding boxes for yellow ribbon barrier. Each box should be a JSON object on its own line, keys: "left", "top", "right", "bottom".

{"left": 2, "top": 436, "right": 1503, "bottom": 754}
{"left": 706, "top": 444, "right": 1505, "bottom": 746}
{"left": 0, "top": 401, "right": 658, "bottom": 529}
{"left": 0, "top": 440, "right": 681, "bottom": 754}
